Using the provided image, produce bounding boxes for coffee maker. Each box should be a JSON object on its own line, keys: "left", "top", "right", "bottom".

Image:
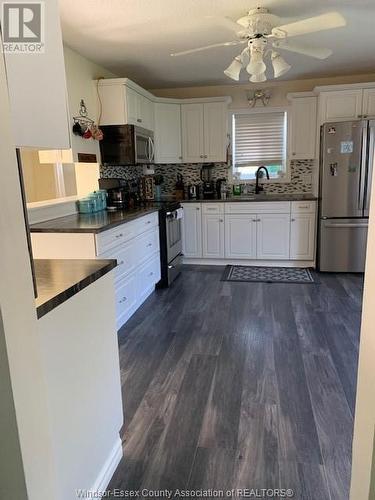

{"left": 98, "top": 178, "right": 140, "bottom": 210}
{"left": 200, "top": 164, "right": 215, "bottom": 199}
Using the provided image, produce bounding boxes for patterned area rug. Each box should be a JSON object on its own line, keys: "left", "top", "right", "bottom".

{"left": 221, "top": 265, "right": 316, "bottom": 284}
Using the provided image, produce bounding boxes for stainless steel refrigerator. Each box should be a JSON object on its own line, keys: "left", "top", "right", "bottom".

{"left": 318, "top": 120, "right": 375, "bottom": 272}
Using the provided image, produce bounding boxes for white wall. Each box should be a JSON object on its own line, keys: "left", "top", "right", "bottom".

{"left": 0, "top": 42, "right": 58, "bottom": 500}
{"left": 151, "top": 72, "right": 375, "bottom": 108}
{"left": 350, "top": 172, "right": 375, "bottom": 498}
{"left": 64, "top": 45, "right": 117, "bottom": 195}
{"left": 37, "top": 273, "right": 123, "bottom": 499}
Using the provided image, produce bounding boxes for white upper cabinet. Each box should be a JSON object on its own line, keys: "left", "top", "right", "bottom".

{"left": 124, "top": 87, "right": 154, "bottom": 130}
{"left": 289, "top": 97, "right": 317, "bottom": 159}
{"left": 154, "top": 103, "right": 182, "bottom": 163}
{"left": 4, "top": 0, "right": 70, "bottom": 148}
{"left": 256, "top": 213, "right": 291, "bottom": 260}
{"left": 181, "top": 101, "right": 228, "bottom": 163}
{"left": 362, "top": 89, "right": 375, "bottom": 118}
{"left": 318, "top": 90, "right": 363, "bottom": 123}
{"left": 181, "top": 103, "right": 205, "bottom": 163}
{"left": 203, "top": 102, "right": 228, "bottom": 162}
{"left": 98, "top": 80, "right": 155, "bottom": 130}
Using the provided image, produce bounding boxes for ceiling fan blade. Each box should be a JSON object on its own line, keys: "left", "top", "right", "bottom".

{"left": 272, "top": 11, "right": 346, "bottom": 38}
{"left": 273, "top": 40, "right": 333, "bottom": 59}
{"left": 171, "top": 41, "right": 244, "bottom": 57}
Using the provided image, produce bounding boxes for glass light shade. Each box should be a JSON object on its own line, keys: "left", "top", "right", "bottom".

{"left": 272, "top": 52, "right": 291, "bottom": 78}
{"left": 224, "top": 57, "right": 242, "bottom": 81}
{"left": 246, "top": 54, "right": 267, "bottom": 76}
{"left": 250, "top": 73, "right": 267, "bottom": 83}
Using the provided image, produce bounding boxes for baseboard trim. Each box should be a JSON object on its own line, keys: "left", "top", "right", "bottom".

{"left": 183, "top": 258, "right": 316, "bottom": 268}
{"left": 90, "top": 436, "right": 123, "bottom": 494}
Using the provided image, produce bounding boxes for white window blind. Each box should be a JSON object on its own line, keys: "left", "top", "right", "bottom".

{"left": 233, "top": 111, "right": 286, "bottom": 167}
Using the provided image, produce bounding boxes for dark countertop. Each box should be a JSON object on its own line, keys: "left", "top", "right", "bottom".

{"left": 30, "top": 207, "right": 160, "bottom": 234}
{"left": 35, "top": 259, "right": 117, "bottom": 319}
{"left": 181, "top": 193, "right": 317, "bottom": 203}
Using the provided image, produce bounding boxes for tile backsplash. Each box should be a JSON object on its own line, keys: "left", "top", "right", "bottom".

{"left": 100, "top": 159, "right": 314, "bottom": 195}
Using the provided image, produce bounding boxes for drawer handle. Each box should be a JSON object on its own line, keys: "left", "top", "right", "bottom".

{"left": 115, "top": 233, "right": 124, "bottom": 239}
{"left": 147, "top": 243, "right": 152, "bottom": 247}
{"left": 207, "top": 208, "right": 216, "bottom": 211}
{"left": 146, "top": 221, "right": 151, "bottom": 225}
{"left": 119, "top": 260, "right": 124, "bottom": 265}
{"left": 149, "top": 271, "right": 154, "bottom": 277}
{"left": 298, "top": 205, "right": 309, "bottom": 209}
{"left": 119, "top": 296, "right": 127, "bottom": 304}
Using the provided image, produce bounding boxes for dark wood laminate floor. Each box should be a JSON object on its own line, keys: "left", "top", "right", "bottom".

{"left": 108, "top": 266, "right": 363, "bottom": 500}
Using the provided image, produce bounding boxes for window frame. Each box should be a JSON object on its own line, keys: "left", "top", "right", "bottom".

{"left": 228, "top": 106, "right": 291, "bottom": 184}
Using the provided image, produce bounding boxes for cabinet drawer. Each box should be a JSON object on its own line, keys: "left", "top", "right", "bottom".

{"left": 99, "top": 238, "right": 138, "bottom": 281}
{"left": 291, "top": 201, "right": 316, "bottom": 214}
{"left": 134, "top": 212, "right": 159, "bottom": 236}
{"left": 115, "top": 272, "right": 138, "bottom": 326}
{"left": 202, "top": 203, "right": 224, "bottom": 214}
{"left": 136, "top": 227, "right": 160, "bottom": 263}
{"left": 96, "top": 220, "right": 137, "bottom": 254}
{"left": 138, "top": 254, "right": 161, "bottom": 302}
{"left": 225, "top": 202, "right": 291, "bottom": 214}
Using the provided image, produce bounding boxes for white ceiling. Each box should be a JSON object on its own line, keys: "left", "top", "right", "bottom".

{"left": 60, "top": 0, "right": 375, "bottom": 89}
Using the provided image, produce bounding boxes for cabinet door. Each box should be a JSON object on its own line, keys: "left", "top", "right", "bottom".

{"left": 181, "top": 104, "right": 204, "bottom": 163}
{"left": 257, "top": 214, "right": 290, "bottom": 260}
{"left": 202, "top": 214, "right": 224, "bottom": 258}
{"left": 124, "top": 87, "right": 139, "bottom": 125}
{"left": 290, "top": 213, "right": 315, "bottom": 260}
{"left": 4, "top": 0, "right": 70, "bottom": 148}
{"left": 362, "top": 89, "right": 375, "bottom": 118}
{"left": 154, "top": 103, "right": 182, "bottom": 163}
{"left": 139, "top": 95, "right": 154, "bottom": 130}
{"left": 181, "top": 204, "right": 202, "bottom": 258}
{"left": 289, "top": 97, "right": 317, "bottom": 159}
{"left": 225, "top": 215, "right": 257, "bottom": 259}
{"left": 203, "top": 102, "right": 227, "bottom": 162}
{"left": 318, "top": 90, "right": 363, "bottom": 124}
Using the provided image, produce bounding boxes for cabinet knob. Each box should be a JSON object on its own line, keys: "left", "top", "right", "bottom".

{"left": 252, "top": 219, "right": 257, "bottom": 222}
{"left": 200, "top": 155, "right": 204, "bottom": 158}
{"left": 292, "top": 152, "right": 296, "bottom": 156}
{"left": 196, "top": 207, "right": 200, "bottom": 210}
{"left": 204, "top": 155, "right": 208, "bottom": 158}
{"left": 179, "top": 156, "right": 182, "bottom": 160}
{"left": 137, "top": 118, "right": 142, "bottom": 122}
{"left": 119, "top": 296, "right": 127, "bottom": 304}
{"left": 291, "top": 218, "right": 296, "bottom": 222}
{"left": 364, "top": 114, "right": 368, "bottom": 118}
{"left": 220, "top": 219, "right": 223, "bottom": 222}
{"left": 358, "top": 115, "right": 363, "bottom": 118}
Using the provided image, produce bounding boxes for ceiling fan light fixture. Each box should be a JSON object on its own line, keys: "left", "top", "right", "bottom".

{"left": 224, "top": 56, "right": 242, "bottom": 81}
{"left": 271, "top": 51, "right": 291, "bottom": 78}
{"left": 246, "top": 43, "right": 267, "bottom": 75}
{"left": 250, "top": 73, "right": 267, "bottom": 83}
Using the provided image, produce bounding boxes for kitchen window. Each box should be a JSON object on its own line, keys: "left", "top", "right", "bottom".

{"left": 232, "top": 110, "right": 287, "bottom": 181}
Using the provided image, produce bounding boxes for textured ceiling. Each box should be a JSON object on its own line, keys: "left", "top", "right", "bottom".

{"left": 59, "top": 0, "right": 375, "bottom": 88}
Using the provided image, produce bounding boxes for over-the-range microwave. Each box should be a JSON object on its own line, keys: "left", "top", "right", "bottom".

{"left": 99, "top": 124, "right": 154, "bottom": 165}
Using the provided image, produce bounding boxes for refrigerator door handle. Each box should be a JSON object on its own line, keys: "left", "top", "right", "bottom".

{"left": 324, "top": 222, "right": 368, "bottom": 228}
{"left": 365, "top": 121, "right": 375, "bottom": 214}
{"left": 359, "top": 123, "right": 368, "bottom": 211}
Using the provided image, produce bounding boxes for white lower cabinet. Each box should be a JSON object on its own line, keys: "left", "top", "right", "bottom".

{"left": 202, "top": 214, "right": 225, "bottom": 258}
{"left": 182, "top": 204, "right": 202, "bottom": 257}
{"left": 256, "top": 213, "right": 291, "bottom": 260}
{"left": 225, "top": 215, "right": 257, "bottom": 259}
{"left": 182, "top": 201, "right": 317, "bottom": 264}
{"left": 290, "top": 213, "right": 316, "bottom": 260}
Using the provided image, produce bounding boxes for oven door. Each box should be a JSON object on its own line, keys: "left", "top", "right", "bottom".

{"left": 166, "top": 210, "right": 182, "bottom": 263}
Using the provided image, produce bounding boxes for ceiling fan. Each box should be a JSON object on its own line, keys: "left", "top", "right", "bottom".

{"left": 170, "top": 7, "right": 346, "bottom": 83}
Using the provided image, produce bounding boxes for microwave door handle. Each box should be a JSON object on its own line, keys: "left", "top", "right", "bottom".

{"left": 147, "top": 137, "right": 152, "bottom": 161}
{"left": 150, "top": 137, "right": 155, "bottom": 162}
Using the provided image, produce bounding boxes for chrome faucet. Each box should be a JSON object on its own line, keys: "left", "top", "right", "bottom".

{"left": 255, "top": 166, "right": 270, "bottom": 194}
